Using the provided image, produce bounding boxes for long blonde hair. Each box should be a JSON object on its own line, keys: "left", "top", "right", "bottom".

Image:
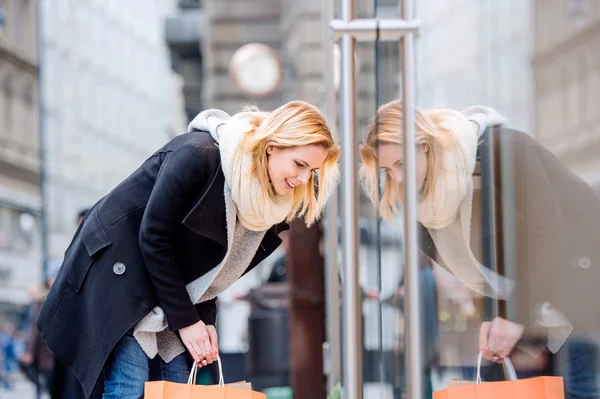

{"left": 359, "top": 99, "right": 469, "bottom": 221}
{"left": 233, "top": 101, "right": 340, "bottom": 226}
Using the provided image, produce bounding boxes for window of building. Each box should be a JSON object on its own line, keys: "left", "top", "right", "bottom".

{"left": 0, "top": 205, "right": 36, "bottom": 254}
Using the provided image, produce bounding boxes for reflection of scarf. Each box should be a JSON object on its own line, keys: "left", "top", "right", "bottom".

{"left": 189, "top": 110, "right": 294, "bottom": 231}
{"left": 420, "top": 107, "right": 514, "bottom": 299}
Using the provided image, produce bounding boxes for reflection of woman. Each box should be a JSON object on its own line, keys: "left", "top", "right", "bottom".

{"left": 359, "top": 99, "right": 600, "bottom": 399}
{"left": 37, "top": 101, "right": 340, "bottom": 399}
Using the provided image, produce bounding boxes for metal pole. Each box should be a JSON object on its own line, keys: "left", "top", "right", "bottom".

{"left": 400, "top": 0, "right": 423, "bottom": 398}
{"left": 321, "top": 0, "right": 341, "bottom": 392}
{"left": 329, "top": 18, "right": 421, "bottom": 40}
{"left": 340, "top": 0, "right": 362, "bottom": 397}
{"left": 36, "top": 0, "right": 50, "bottom": 279}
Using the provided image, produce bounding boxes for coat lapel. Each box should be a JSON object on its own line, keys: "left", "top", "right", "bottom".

{"left": 181, "top": 183, "right": 239, "bottom": 304}
{"left": 182, "top": 164, "right": 228, "bottom": 247}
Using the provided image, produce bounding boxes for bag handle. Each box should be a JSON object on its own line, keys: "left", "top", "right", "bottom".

{"left": 187, "top": 354, "right": 224, "bottom": 387}
{"left": 475, "top": 352, "right": 518, "bottom": 384}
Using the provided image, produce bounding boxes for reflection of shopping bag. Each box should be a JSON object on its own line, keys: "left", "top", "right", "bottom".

{"left": 434, "top": 353, "right": 564, "bottom": 399}
{"left": 145, "top": 356, "right": 266, "bottom": 399}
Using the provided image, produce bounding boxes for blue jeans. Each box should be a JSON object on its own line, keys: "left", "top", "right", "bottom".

{"left": 102, "top": 332, "right": 190, "bottom": 399}
{"left": 557, "top": 340, "right": 600, "bottom": 399}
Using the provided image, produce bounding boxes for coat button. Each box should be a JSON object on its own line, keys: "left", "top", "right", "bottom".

{"left": 113, "top": 262, "right": 126, "bottom": 275}
{"left": 579, "top": 256, "right": 592, "bottom": 269}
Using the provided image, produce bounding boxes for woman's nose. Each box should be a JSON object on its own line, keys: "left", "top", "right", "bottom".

{"left": 297, "top": 171, "right": 310, "bottom": 184}
{"left": 390, "top": 169, "right": 403, "bottom": 184}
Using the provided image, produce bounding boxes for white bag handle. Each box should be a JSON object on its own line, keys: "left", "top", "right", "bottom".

{"left": 476, "top": 352, "right": 518, "bottom": 384}
{"left": 187, "top": 354, "right": 224, "bottom": 387}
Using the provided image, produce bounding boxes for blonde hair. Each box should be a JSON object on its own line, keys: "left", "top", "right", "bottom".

{"left": 233, "top": 100, "right": 340, "bottom": 226}
{"left": 359, "top": 99, "right": 469, "bottom": 221}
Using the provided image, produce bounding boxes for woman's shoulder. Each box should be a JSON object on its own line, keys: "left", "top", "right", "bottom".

{"left": 170, "top": 131, "right": 219, "bottom": 152}
{"left": 165, "top": 131, "right": 221, "bottom": 164}
{"left": 478, "top": 127, "right": 541, "bottom": 157}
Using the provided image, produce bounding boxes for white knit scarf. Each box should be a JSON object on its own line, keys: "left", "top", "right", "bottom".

{"left": 189, "top": 110, "right": 294, "bottom": 231}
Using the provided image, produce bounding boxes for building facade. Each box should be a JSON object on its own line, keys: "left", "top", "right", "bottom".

{"left": 38, "top": 0, "right": 187, "bottom": 261}
{"left": 533, "top": 0, "right": 600, "bottom": 185}
{"left": 0, "top": 0, "right": 42, "bottom": 309}
{"left": 415, "top": 0, "right": 535, "bottom": 134}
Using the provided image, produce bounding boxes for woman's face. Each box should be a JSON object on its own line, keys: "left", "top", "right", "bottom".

{"left": 377, "top": 143, "right": 429, "bottom": 192}
{"left": 267, "top": 144, "right": 328, "bottom": 196}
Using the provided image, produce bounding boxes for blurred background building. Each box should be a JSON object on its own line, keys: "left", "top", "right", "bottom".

{"left": 0, "top": 0, "right": 41, "bottom": 312}
{"left": 533, "top": 0, "right": 600, "bottom": 186}
{"left": 415, "top": 0, "right": 534, "bottom": 134}
{"left": 38, "top": 0, "right": 187, "bottom": 264}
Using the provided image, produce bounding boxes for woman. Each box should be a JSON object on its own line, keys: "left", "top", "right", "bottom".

{"left": 37, "top": 101, "right": 340, "bottom": 399}
{"left": 359, "top": 99, "right": 600, "bottom": 399}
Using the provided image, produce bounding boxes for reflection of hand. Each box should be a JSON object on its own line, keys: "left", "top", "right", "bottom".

{"left": 364, "top": 289, "right": 380, "bottom": 300}
{"left": 479, "top": 317, "right": 524, "bottom": 363}
{"left": 395, "top": 286, "right": 405, "bottom": 298}
{"left": 21, "top": 352, "right": 33, "bottom": 366}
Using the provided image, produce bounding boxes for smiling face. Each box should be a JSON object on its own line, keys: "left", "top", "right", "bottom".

{"left": 377, "top": 143, "right": 429, "bottom": 193}
{"left": 266, "top": 144, "right": 329, "bottom": 195}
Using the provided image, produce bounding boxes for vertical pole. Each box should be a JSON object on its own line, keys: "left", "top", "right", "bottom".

{"left": 400, "top": 0, "right": 423, "bottom": 398}
{"left": 340, "top": 0, "right": 362, "bottom": 397}
{"left": 36, "top": 0, "right": 49, "bottom": 279}
{"left": 321, "top": 0, "right": 341, "bottom": 392}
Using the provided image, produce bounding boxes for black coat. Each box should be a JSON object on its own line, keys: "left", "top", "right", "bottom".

{"left": 37, "top": 131, "right": 286, "bottom": 398}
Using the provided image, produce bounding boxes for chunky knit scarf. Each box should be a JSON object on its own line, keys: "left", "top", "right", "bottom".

{"left": 190, "top": 110, "right": 294, "bottom": 231}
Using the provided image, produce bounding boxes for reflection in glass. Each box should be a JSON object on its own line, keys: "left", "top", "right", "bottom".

{"left": 359, "top": 97, "right": 600, "bottom": 398}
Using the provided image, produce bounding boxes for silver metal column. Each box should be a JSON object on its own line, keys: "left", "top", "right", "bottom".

{"left": 400, "top": 0, "right": 423, "bottom": 398}
{"left": 339, "top": 0, "right": 362, "bottom": 397}
{"left": 330, "top": 1, "right": 421, "bottom": 398}
{"left": 321, "top": 0, "right": 341, "bottom": 392}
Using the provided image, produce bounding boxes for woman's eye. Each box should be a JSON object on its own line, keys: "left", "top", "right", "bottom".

{"left": 295, "top": 161, "right": 304, "bottom": 168}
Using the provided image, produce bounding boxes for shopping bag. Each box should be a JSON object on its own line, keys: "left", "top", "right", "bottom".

{"left": 434, "top": 352, "right": 564, "bottom": 399}
{"left": 145, "top": 355, "right": 267, "bottom": 399}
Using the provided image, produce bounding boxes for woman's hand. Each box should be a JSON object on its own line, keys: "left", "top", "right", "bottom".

{"left": 179, "top": 320, "right": 219, "bottom": 367}
{"left": 206, "top": 325, "right": 219, "bottom": 363}
{"left": 479, "top": 317, "right": 524, "bottom": 363}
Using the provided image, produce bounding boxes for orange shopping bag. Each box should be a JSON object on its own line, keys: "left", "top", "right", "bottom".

{"left": 434, "top": 352, "right": 564, "bottom": 399}
{"left": 145, "top": 355, "right": 266, "bottom": 399}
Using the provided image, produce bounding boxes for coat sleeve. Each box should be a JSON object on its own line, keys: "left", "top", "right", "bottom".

{"left": 487, "top": 131, "right": 568, "bottom": 354}
{"left": 194, "top": 298, "right": 217, "bottom": 326}
{"left": 514, "top": 137, "right": 570, "bottom": 354}
{"left": 139, "top": 144, "right": 214, "bottom": 331}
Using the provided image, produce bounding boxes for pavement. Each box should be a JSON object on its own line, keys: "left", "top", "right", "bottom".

{"left": 0, "top": 373, "right": 47, "bottom": 399}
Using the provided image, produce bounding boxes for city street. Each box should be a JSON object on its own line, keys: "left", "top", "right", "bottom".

{"left": 0, "top": 374, "right": 45, "bottom": 399}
